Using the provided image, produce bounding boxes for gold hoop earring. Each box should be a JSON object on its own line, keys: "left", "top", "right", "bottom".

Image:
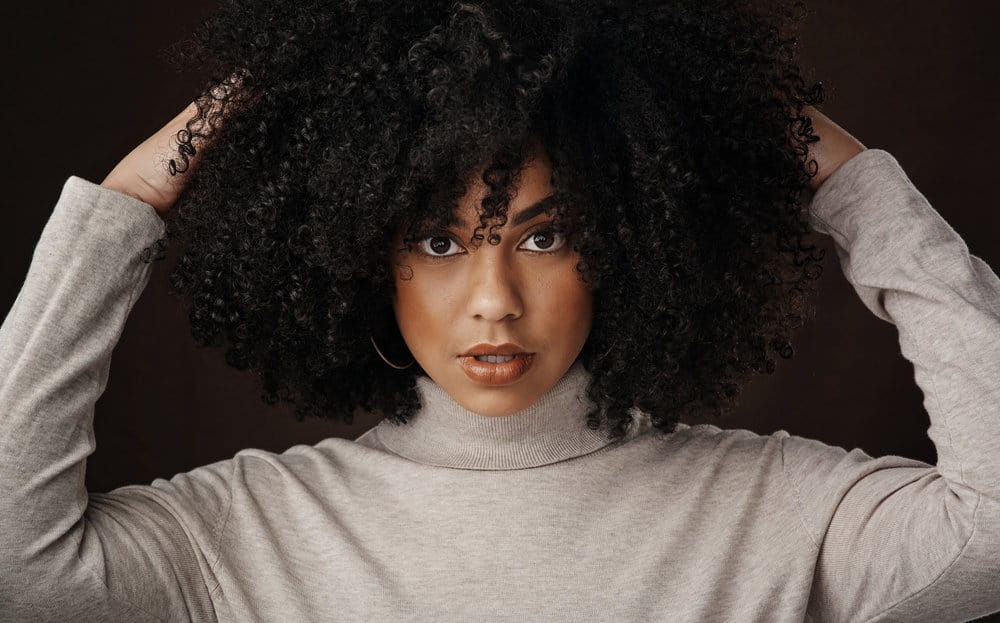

{"left": 370, "top": 333, "right": 414, "bottom": 369}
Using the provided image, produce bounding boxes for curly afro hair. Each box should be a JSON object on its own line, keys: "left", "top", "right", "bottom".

{"left": 152, "top": 0, "right": 827, "bottom": 443}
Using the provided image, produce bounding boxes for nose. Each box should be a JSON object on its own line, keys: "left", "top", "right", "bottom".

{"left": 465, "top": 246, "right": 524, "bottom": 322}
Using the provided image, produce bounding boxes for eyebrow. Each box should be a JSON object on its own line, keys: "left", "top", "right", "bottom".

{"left": 451, "top": 194, "right": 559, "bottom": 229}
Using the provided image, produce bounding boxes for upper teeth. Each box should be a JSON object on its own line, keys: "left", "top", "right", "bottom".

{"left": 474, "top": 354, "right": 516, "bottom": 363}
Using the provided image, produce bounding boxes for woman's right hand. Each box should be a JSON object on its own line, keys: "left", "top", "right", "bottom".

{"left": 100, "top": 100, "right": 204, "bottom": 216}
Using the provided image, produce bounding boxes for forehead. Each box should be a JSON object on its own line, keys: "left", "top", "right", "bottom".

{"left": 449, "top": 148, "right": 557, "bottom": 228}
{"left": 447, "top": 193, "right": 559, "bottom": 229}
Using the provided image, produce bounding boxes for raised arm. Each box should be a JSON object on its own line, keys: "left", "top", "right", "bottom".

{"left": 0, "top": 92, "right": 235, "bottom": 620}
{"left": 783, "top": 117, "right": 1000, "bottom": 621}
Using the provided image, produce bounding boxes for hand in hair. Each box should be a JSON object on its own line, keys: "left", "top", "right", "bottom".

{"left": 802, "top": 105, "right": 867, "bottom": 194}
{"left": 101, "top": 73, "right": 243, "bottom": 215}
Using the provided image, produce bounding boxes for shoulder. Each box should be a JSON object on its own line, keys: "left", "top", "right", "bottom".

{"left": 630, "top": 419, "right": 787, "bottom": 479}
{"left": 224, "top": 436, "right": 379, "bottom": 491}
{"left": 664, "top": 421, "right": 784, "bottom": 452}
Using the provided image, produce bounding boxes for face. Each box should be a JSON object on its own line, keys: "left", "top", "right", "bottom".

{"left": 388, "top": 145, "right": 593, "bottom": 417}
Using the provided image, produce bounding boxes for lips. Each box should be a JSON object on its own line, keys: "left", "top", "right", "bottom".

{"left": 459, "top": 342, "right": 530, "bottom": 357}
{"left": 458, "top": 352, "right": 535, "bottom": 385}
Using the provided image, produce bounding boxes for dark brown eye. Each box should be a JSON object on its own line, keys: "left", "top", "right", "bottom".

{"left": 521, "top": 229, "right": 567, "bottom": 253}
{"left": 532, "top": 232, "right": 554, "bottom": 249}
{"left": 417, "top": 234, "right": 461, "bottom": 258}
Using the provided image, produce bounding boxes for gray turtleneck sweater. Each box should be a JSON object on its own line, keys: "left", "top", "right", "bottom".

{"left": 1, "top": 149, "right": 998, "bottom": 622}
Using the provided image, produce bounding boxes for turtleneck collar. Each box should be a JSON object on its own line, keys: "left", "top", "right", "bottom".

{"left": 372, "top": 359, "right": 650, "bottom": 470}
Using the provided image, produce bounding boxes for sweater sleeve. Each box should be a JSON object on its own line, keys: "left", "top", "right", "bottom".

{"left": 0, "top": 177, "right": 230, "bottom": 622}
{"left": 781, "top": 149, "right": 1000, "bottom": 622}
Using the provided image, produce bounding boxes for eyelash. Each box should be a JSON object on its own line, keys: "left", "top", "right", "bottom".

{"left": 411, "top": 226, "right": 568, "bottom": 260}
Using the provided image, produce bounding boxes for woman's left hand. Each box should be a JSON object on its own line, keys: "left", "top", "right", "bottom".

{"left": 802, "top": 105, "right": 867, "bottom": 194}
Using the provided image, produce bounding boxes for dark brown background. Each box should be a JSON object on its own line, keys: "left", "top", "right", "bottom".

{"left": 1, "top": 6, "right": 998, "bottom": 618}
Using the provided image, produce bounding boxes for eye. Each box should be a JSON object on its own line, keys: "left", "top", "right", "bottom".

{"left": 520, "top": 228, "right": 567, "bottom": 253}
{"left": 412, "top": 226, "right": 568, "bottom": 260}
{"left": 416, "top": 234, "right": 462, "bottom": 258}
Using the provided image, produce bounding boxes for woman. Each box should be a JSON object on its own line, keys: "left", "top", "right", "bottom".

{"left": 1, "top": 0, "right": 998, "bottom": 621}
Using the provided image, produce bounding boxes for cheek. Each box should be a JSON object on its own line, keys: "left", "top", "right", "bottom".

{"left": 391, "top": 266, "right": 453, "bottom": 337}
{"left": 391, "top": 269, "right": 420, "bottom": 327}
{"left": 541, "top": 263, "right": 593, "bottom": 330}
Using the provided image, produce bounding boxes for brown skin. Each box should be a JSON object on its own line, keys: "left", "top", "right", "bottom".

{"left": 388, "top": 144, "right": 594, "bottom": 417}
{"left": 802, "top": 105, "right": 867, "bottom": 194}
{"left": 101, "top": 101, "right": 201, "bottom": 216}
{"left": 100, "top": 76, "right": 241, "bottom": 215}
